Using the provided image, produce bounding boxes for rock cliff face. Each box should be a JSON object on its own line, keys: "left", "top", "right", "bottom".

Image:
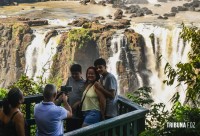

{"left": 0, "top": 17, "right": 147, "bottom": 94}
{"left": 0, "top": 23, "right": 34, "bottom": 87}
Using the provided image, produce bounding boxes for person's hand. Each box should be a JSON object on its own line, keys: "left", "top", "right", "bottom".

{"left": 62, "top": 93, "right": 68, "bottom": 102}
{"left": 94, "top": 81, "right": 103, "bottom": 90}
{"left": 57, "top": 92, "right": 63, "bottom": 102}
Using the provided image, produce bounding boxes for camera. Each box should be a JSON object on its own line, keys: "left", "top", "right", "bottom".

{"left": 61, "top": 86, "right": 72, "bottom": 94}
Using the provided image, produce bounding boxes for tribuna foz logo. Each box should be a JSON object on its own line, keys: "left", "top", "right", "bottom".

{"left": 166, "top": 122, "right": 195, "bottom": 128}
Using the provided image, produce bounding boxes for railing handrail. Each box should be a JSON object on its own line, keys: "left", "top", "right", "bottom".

{"left": 65, "top": 109, "right": 148, "bottom": 136}
{"left": 0, "top": 94, "right": 149, "bottom": 136}
{"left": 0, "top": 94, "right": 43, "bottom": 105}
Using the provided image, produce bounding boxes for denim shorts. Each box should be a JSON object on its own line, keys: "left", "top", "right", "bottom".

{"left": 83, "top": 110, "right": 101, "bottom": 125}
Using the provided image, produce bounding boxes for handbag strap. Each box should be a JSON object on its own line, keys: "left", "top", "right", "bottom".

{"left": 81, "top": 84, "right": 93, "bottom": 104}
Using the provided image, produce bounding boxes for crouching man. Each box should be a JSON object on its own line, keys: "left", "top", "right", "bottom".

{"left": 34, "top": 84, "right": 72, "bottom": 136}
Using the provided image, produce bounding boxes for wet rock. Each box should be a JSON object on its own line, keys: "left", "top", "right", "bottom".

{"left": 97, "top": 1, "right": 106, "bottom": 6}
{"left": 128, "top": 5, "right": 140, "bottom": 13}
{"left": 157, "top": 0, "right": 167, "bottom": 2}
{"left": 91, "top": 23, "right": 108, "bottom": 32}
{"left": 163, "top": 12, "right": 176, "bottom": 17}
{"left": 90, "top": 0, "right": 96, "bottom": 4}
{"left": 177, "top": 6, "right": 188, "bottom": 11}
{"left": 69, "top": 18, "right": 90, "bottom": 27}
{"left": 129, "top": 14, "right": 137, "bottom": 18}
{"left": 17, "top": 17, "right": 30, "bottom": 21}
{"left": 93, "top": 16, "right": 105, "bottom": 20}
{"left": 107, "top": 14, "right": 112, "bottom": 19}
{"left": 136, "top": 10, "right": 144, "bottom": 17}
{"left": 145, "top": 9, "right": 153, "bottom": 15}
{"left": 44, "top": 30, "right": 58, "bottom": 44}
{"left": 157, "top": 16, "right": 168, "bottom": 20}
{"left": 114, "top": 9, "right": 123, "bottom": 20}
{"left": 105, "top": 23, "right": 126, "bottom": 29}
{"left": 125, "top": 0, "right": 148, "bottom": 4}
{"left": 116, "top": 19, "right": 131, "bottom": 25}
{"left": 154, "top": 4, "right": 161, "bottom": 7}
{"left": 171, "top": 7, "right": 178, "bottom": 13}
{"left": 24, "top": 20, "right": 48, "bottom": 26}
{"left": 188, "top": 6, "right": 195, "bottom": 11}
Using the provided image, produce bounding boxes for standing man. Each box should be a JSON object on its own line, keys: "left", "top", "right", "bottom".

{"left": 34, "top": 84, "right": 72, "bottom": 136}
{"left": 94, "top": 58, "right": 118, "bottom": 119}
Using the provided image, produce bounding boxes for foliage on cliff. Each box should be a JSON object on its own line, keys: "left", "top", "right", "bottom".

{"left": 12, "top": 23, "right": 30, "bottom": 38}
{"left": 0, "top": 88, "right": 7, "bottom": 99}
{"left": 65, "top": 28, "right": 93, "bottom": 48}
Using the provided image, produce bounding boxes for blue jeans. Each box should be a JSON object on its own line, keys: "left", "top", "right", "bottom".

{"left": 82, "top": 110, "right": 101, "bottom": 125}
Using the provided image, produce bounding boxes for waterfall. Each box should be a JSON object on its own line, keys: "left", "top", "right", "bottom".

{"left": 132, "top": 23, "right": 190, "bottom": 109}
{"left": 25, "top": 30, "right": 61, "bottom": 81}
{"left": 107, "top": 30, "right": 144, "bottom": 95}
{"left": 107, "top": 30, "right": 124, "bottom": 95}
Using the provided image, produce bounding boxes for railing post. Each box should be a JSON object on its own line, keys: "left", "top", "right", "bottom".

{"left": 137, "top": 117, "right": 145, "bottom": 135}
{"left": 26, "top": 103, "right": 31, "bottom": 136}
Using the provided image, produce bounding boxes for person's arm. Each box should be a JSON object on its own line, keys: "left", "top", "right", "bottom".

{"left": 14, "top": 112, "right": 25, "bottom": 136}
{"left": 72, "top": 101, "right": 81, "bottom": 110}
{"left": 54, "top": 92, "right": 63, "bottom": 105}
{"left": 94, "top": 82, "right": 115, "bottom": 99}
{"left": 62, "top": 94, "right": 73, "bottom": 118}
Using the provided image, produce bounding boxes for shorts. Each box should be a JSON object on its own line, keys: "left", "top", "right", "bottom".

{"left": 82, "top": 110, "right": 101, "bottom": 125}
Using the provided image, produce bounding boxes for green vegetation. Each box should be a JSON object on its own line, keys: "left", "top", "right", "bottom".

{"left": 65, "top": 28, "right": 93, "bottom": 48}
{"left": 127, "top": 25, "right": 200, "bottom": 136}
{"left": 0, "top": 88, "right": 7, "bottom": 99}
{"left": 8, "top": 74, "right": 42, "bottom": 96}
{"left": 12, "top": 23, "right": 28, "bottom": 37}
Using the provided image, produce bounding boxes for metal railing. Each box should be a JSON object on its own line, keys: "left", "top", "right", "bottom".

{"left": 0, "top": 95, "right": 148, "bottom": 136}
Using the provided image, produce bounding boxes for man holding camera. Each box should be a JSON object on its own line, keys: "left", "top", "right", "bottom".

{"left": 34, "top": 84, "right": 72, "bottom": 136}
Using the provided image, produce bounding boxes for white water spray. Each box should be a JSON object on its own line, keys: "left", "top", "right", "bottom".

{"left": 147, "top": 0, "right": 158, "bottom": 4}
{"left": 132, "top": 23, "right": 190, "bottom": 109}
{"left": 25, "top": 30, "right": 60, "bottom": 81}
{"left": 107, "top": 30, "right": 124, "bottom": 95}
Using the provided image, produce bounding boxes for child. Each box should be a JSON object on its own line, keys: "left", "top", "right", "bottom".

{"left": 66, "top": 64, "right": 85, "bottom": 114}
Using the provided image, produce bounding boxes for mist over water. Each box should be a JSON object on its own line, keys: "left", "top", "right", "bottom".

{"left": 132, "top": 23, "right": 190, "bottom": 109}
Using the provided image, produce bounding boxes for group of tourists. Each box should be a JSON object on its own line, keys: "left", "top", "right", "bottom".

{"left": 0, "top": 58, "right": 118, "bottom": 136}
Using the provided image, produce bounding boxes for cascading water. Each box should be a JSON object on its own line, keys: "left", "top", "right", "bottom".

{"left": 25, "top": 30, "right": 61, "bottom": 81}
{"left": 107, "top": 30, "right": 124, "bottom": 95}
{"left": 132, "top": 23, "right": 190, "bottom": 109}
{"left": 107, "top": 30, "right": 144, "bottom": 95}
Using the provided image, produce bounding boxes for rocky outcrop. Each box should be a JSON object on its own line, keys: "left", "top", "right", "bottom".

{"left": 23, "top": 20, "right": 48, "bottom": 26}
{"left": 44, "top": 30, "right": 58, "bottom": 44}
{"left": 0, "top": 23, "right": 34, "bottom": 87}
{"left": 114, "top": 9, "right": 123, "bottom": 20}
{"left": 68, "top": 17, "right": 90, "bottom": 27}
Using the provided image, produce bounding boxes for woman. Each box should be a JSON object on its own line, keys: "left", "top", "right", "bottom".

{"left": 81, "top": 66, "right": 106, "bottom": 127}
{"left": 0, "top": 88, "right": 25, "bottom": 136}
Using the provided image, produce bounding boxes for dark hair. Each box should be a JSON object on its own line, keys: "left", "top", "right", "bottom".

{"left": 3, "top": 88, "right": 23, "bottom": 115}
{"left": 86, "top": 66, "right": 100, "bottom": 84}
{"left": 70, "top": 64, "right": 82, "bottom": 73}
{"left": 94, "top": 58, "right": 106, "bottom": 67}
{"left": 43, "top": 84, "right": 56, "bottom": 100}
